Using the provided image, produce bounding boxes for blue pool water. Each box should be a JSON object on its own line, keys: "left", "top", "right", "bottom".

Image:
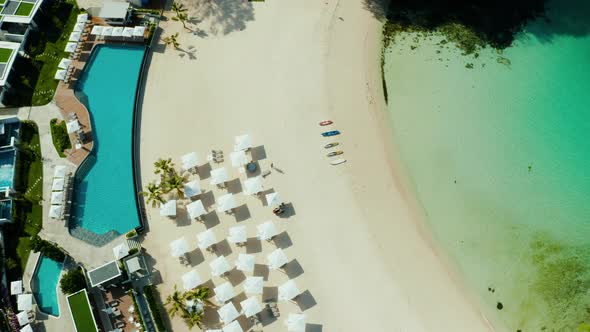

{"left": 33, "top": 256, "right": 63, "bottom": 316}
{"left": 0, "top": 149, "right": 15, "bottom": 189}
{"left": 72, "top": 45, "right": 145, "bottom": 235}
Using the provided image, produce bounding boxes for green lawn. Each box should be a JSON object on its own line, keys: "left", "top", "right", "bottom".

{"left": 67, "top": 290, "right": 98, "bottom": 332}
{"left": 15, "top": 2, "right": 34, "bottom": 16}
{"left": 0, "top": 48, "right": 12, "bottom": 63}
{"left": 49, "top": 118, "right": 71, "bottom": 157}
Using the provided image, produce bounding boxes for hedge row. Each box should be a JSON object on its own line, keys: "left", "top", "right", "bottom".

{"left": 143, "top": 285, "right": 166, "bottom": 332}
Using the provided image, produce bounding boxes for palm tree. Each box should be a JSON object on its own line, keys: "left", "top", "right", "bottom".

{"left": 182, "top": 310, "right": 204, "bottom": 330}
{"left": 140, "top": 182, "right": 164, "bottom": 207}
{"left": 171, "top": 1, "right": 187, "bottom": 14}
{"left": 184, "top": 286, "right": 211, "bottom": 302}
{"left": 163, "top": 33, "right": 180, "bottom": 49}
{"left": 154, "top": 158, "right": 175, "bottom": 177}
{"left": 165, "top": 285, "right": 187, "bottom": 319}
{"left": 172, "top": 12, "right": 189, "bottom": 30}
{"left": 163, "top": 172, "right": 187, "bottom": 198}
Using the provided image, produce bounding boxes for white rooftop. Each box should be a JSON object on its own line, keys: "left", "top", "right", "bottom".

{"left": 99, "top": 1, "right": 129, "bottom": 19}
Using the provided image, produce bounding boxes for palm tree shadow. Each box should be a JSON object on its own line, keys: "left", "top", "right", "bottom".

{"left": 177, "top": 46, "right": 197, "bottom": 60}
{"left": 189, "top": 0, "right": 255, "bottom": 35}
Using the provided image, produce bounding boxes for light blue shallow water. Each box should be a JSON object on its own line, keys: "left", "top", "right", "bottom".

{"left": 72, "top": 45, "right": 145, "bottom": 235}
{"left": 33, "top": 256, "right": 63, "bottom": 316}
{"left": 383, "top": 1, "right": 590, "bottom": 330}
{"left": 0, "top": 149, "right": 15, "bottom": 189}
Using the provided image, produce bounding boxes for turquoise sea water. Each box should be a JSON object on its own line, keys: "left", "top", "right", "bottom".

{"left": 72, "top": 45, "right": 144, "bottom": 235}
{"left": 33, "top": 256, "right": 63, "bottom": 316}
{"left": 383, "top": 2, "right": 590, "bottom": 330}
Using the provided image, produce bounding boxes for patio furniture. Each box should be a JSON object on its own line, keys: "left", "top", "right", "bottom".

{"left": 115, "top": 321, "right": 125, "bottom": 328}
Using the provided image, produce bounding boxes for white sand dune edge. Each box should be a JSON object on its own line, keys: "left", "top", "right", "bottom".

{"left": 138, "top": 0, "right": 494, "bottom": 331}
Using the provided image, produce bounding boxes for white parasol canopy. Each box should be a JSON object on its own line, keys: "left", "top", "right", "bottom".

{"left": 54, "top": 165, "right": 67, "bottom": 178}
{"left": 133, "top": 26, "right": 146, "bottom": 37}
{"left": 243, "top": 176, "right": 263, "bottom": 195}
{"left": 210, "top": 256, "right": 231, "bottom": 277}
{"left": 101, "top": 26, "right": 113, "bottom": 36}
{"left": 216, "top": 193, "right": 236, "bottom": 213}
{"left": 16, "top": 311, "right": 28, "bottom": 326}
{"left": 160, "top": 200, "right": 176, "bottom": 217}
{"left": 227, "top": 225, "right": 247, "bottom": 244}
{"left": 77, "top": 13, "right": 88, "bottom": 23}
{"left": 218, "top": 302, "right": 239, "bottom": 325}
{"left": 58, "top": 58, "right": 72, "bottom": 69}
{"left": 170, "top": 237, "right": 189, "bottom": 257}
{"left": 181, "top": 152, "right": 200, "bottom": 171}
{"left": 10, "top": 280, "right": 22, "bottom": 295}
{"left": 111, "top": 27, "right": 123, "bottom": 37}
{"left": 197, "top": 229, "right": 217, "bottom": 249}
{"left": 240, "top": 297, "right": 262, "bottom": 317}
{"left": 184, "top": 180, "right": 201, "bottom": 198}
{"left": 267, "top": 248, "right": 288, "bottom": 270}
{"left": 49, "top": 205, "right": 63, "bottom": 219}
{"left": 51, "top": 191, "right": 64, "bottom": 205}
{"left": 285, "top": 313, "right": 306, "bottom": 332}
{"left": 66, "top": 120, "right": 80, "bottom": 133}
{"left": 54, "top": 69, "right": 66, "bottom": 80}
{"left": 20, "top": 325, "right": 33, "bottom": 332}
{"left": 265, "top": 192, "right": 281, "bottom": 206}
{"left": 17, "top": 294, "right": 33, "bottom": 311}
{"left": 112, "top": 241, "right": 130, "bottom": 260}
{"left": 52, "top": 178, "right": 64, "bottom": 191}
{"left": 214, "top": 281, "right": 235, "bottom": 303}
{"left": 182, "top": 270, "right": 203, "bottom": 290}
{"left": 210, "top": 167, "right": 229, "bottom": 185}
{"left": 73, "top": 22, "right": 85, "bottom": 32}
{"left": 122, "top": 27, "right": 134, "bottom": 37}
{"left": 187, "top": 200, "right": 206, "bottom": 219}
{"left": 222, "top": 321, "right": 243, "bottom": 332}
{"left": 230, "top": 150, "right": 248, "bottom": 167}
{"left": 235, "top": 253, "right": 255, "bottom": 273}
{"left": 69, "top": 31, "right": 81, "bottom": 41}
{"left": 257, "top": 221, "right": 278, "bottom": 241}
{"left": 64, "top": 42, "right": 77, "bottom": 52}
{"left": 234, "top": 134, "right": 252, "bottom": 151}
{"left": 243, "top": 276, "right": 263, "bottom": 295}
{"left": 90, "top": 25, "right": 104, "bottom": 35}
{"left": 278, "top": 280, "right": 300, "bottom": 302}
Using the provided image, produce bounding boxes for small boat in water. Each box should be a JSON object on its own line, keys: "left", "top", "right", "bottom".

{"left": 319, "top": 120, "right": 333, "bottom": 126}
{"left": 324, "top": 142, "right": 339, "bottom": 149}
{"left": 330, "top": 158, "right": 346, "bottom": 165}
{"left": 327, "top": 150, "right": 343, "bottom": 157}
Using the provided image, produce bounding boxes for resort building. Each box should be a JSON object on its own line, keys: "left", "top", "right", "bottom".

{"left": 88, "top": 1, "right": 131, "bottom": 26}
{"left": 0, "top": 117, "right": 20, "bottom": 223}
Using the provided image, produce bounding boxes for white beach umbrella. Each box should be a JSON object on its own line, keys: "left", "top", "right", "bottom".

{"left": 170, "top": 237, "right": 189, "bottom": 257}
{"left": 234, "top": 134, "right": 252, "bottom": 151}
{"left": 182, "top": 270, "right": 203, "bottom": 290}
{"left": 218, "top": 302, "right": 240, "bottom": 324}
{"left": 64, "top": 42, "right": 77, "bottom": 52}
{"left": 76, "top": 13, "right": 88, "bottom": 23}
{"left": 20, "top": 324, "right": 33, "bottom": 332}
{"left": 69, "top": 31, "right": 81, "bottom": 41}
{"left": 112, "top": 241, "right": 130, "bottom": 260}
{"left": 111, "top": 27, "right": 123, "bottom": 37}
{"left": 101, "top": 26, "right": 113, "bottom": 36}
{"left": 58, "top": 58, "right": 72, "bottom": 69}
{"left": 278, "top": 280, "right": 300, "bottom": 302}
{"left": 10, "top": 280, "right": 22, "bottom": 295}
{"left": 133, "top": 26, "right": 146, "bottom": 37}
{"left": 267, "top": 248, "right": 288, "bottom": 270}
{"left": 265, "top": 192, "right": 281, "bottom": 206}
{"left": 66, "top": 120, "right": 80, "bottom": 133}
{"left": 216, "top": 193, "right": 236, "bottom": 213}
{"left": 240, "top": 297, "right": 262, "bottom": 318}
{"left": 222, "top": 321, "right": 243, "bottom": 332}
{"left": 184, "top": 180, "right": 201, "bottom": 198}
{"left": 227, "top": 225, "right": 247, "bottom": 244}
{"left": 160, "top": 200, "right": 176, "bottom": 217}
{"left": 235, "top": 253, "right": 255, "bottom": 273}
{"left": 17, "top": 294, "right": 32, "bottom": 311}
{"left": 210, "top": 167, "right": 229, "bottom": 185}
{"left": 285, "top": 313, "right": 306, "bottom": 332}
{"left": 16, "top": 311, "right": 28, "bottom": 326}
{"left": 52, "top": 178, "right": 64, "bottom": 191}
{"left": 257, "top": 221, "right": 278, "bottom": 241}
{"left": 54, "top": 165, "right": 67, "bottom": 178}
{"left": 187, "top": 200, "right": 206, "bottom": 219}
{"left": 73, "top": 22, "right": 85, "bottom": 32}
{"left": 242, "top": 276, "right": 263, "bottom": 295}
{"left": 90, "top": 25, "right": 104, "bottom": 35}
{"left": 243, "top": 176, "right": 263, "bottom": 195}
{"left": 49, "top": 205, "right": 63, "bottom": 219}
{"left": 210, "top": 256, "right": 231, "bottom": 277}
{"left": 54, "top": 69, "right": 66, "bottom": 81}
{"left": 181, "top": 152, "right": 200, "bottom": 171}
{"left": 122, "top": 27, "right": 134, "bottom": 37}
{"left": 230, "top": 150, "right": 248, "bottom": 167}
{"left": 214, "top": 281, "right": 235, "bottom": 303}
{"left": 51, "top": 191, "right": 64, "bottom": 205}
{"left": 197, "top": 229, "right": 217, "bottom": 250}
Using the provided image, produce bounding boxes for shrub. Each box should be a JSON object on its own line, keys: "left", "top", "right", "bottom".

{"left": 144, "top": 285, "right": 166, "bottom": 332}
{"left": 128, "top": 248, "right": 139, "bottom": 255}
{"left": 49, "top": 118, "right": 72, "bottom": 157}
{"left": 30, "top": 235, "right": 65, "bottom": 262}
{"left": 60, "top": 268, "right": 86, "bottom": 295}
{"left": 125, "top": 229, "right": 137, "bottom": 238}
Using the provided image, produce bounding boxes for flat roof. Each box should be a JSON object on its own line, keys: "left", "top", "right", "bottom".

{"left": 1, "top": 0, "right": 44, "bottom": 24}
{"left": 98, "top": 1, "right": 129, "bottom": 19}
{"left": 87, "top": 260, "right": 121, "bottom": 287}
{"left": 0, "top": 41, "right": 19, "bottom": 86}
{"left": 67, "top": 290, "right": 99, "bottom": 332}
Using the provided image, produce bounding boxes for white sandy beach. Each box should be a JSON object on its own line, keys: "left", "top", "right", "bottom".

{"left": 138, "top": 0, "right": 494, "bottom": 331}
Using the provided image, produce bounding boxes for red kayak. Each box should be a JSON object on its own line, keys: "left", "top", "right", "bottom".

{"left": 319, "top": 120, "right": 333, "bottom": 126}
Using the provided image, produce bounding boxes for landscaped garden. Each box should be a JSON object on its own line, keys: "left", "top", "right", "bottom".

{"left": 50, "top": 118, "right": 71, "bottom": 157}
{"left": 0, "top": 48, "right": 13, "bottom": 63}
{"left": 67, "top": 290, "right": 98, "bottom": 332}
{"left": 14, "top": 2, "right": 34, "bottom": 16}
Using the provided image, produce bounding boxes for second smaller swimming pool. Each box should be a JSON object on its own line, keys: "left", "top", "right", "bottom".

{"left": 32, "top": 255, "right": 63, "bottom": 316}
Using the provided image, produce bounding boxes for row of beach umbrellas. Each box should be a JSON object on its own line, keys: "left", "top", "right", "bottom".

{"left": 90, "top": 25, "right": 146, "bottom": 38}
{"left": 49, "top": 166, "right": 68, "bottom": 219}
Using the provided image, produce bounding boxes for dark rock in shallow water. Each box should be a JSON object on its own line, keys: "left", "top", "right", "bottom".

{"left": 497, "top": 302, "right": 504, "bottom": 310}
